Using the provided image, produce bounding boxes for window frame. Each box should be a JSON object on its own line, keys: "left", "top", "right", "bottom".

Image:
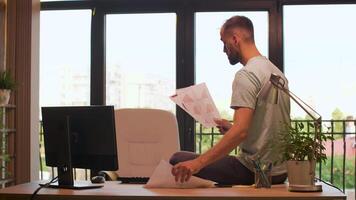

{"left": 40, "top": 0, "right": 356, "bottom": 151}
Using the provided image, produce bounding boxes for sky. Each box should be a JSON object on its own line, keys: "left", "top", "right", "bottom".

{"left": 284, "top": 5, "right": 356, "bottom": 119}
{"left": 40, "top": 10, "right": 91, "bottom": 106}
{"left": 40, "top": 5, "right": 356, "bottom": 120}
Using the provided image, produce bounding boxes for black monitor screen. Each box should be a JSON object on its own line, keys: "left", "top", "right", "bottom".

{"left": 41, "top": 106, "right": 118, "bottom": 171}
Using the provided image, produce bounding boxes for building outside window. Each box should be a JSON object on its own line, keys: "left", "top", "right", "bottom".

{"left": 106, "top": 13, "right": 176, "bottom": 113}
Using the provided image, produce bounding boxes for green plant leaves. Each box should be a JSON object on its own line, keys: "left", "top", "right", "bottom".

{"left": 270, "top": 121, "right": 333, "bottom": 164}
{"left": 0, "top": 70, "right": 16, "bottom": 90}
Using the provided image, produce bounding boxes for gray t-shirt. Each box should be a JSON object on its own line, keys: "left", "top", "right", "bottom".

{"left": 231, "top": 56, "right": 290, "bottom": 175}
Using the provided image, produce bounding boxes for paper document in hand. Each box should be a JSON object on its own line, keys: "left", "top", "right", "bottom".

{"left": 144, "top": 160, "right": 215, "bottom": 188}
{"left": 170, "top": 83, "right": 221, "bottom": 128}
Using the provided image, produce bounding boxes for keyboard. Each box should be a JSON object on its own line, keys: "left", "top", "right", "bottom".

{"left": 118, "top": 177, "right": 149, "bottom": 184}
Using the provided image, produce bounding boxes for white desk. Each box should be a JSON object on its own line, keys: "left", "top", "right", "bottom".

{"left": 0, "top": 181, "right": 346, "bottom": 200}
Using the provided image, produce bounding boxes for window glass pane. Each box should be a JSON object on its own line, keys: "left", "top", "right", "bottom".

{"left": 39, "top": 10, "right": 91, "bottom": 180}
{"left": 106, "top": 13, "right": 176, "bottom": 113}
{"left": 40, "top": 10, "right": 91, "bottom": 107}
{"left": 196, "top": 12, "right": 268, "bottom": 120}
{"left": 284, "top": 5, "right": 356, "bottom": 120}
{"left": 284, "top": 5, "right": 356, "bottom": 193}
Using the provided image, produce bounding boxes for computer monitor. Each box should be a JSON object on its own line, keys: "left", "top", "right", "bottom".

{"left": 41, "top": 106, "right": 118, "bottom": 189}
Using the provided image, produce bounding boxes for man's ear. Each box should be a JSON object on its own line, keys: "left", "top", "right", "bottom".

{"left": 232, "top": 34, "right": 240, "bottom": 46}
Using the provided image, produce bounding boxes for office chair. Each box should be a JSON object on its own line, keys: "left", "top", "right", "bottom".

{"left": 113, "top": 108, "right": 180, "bottom": 183}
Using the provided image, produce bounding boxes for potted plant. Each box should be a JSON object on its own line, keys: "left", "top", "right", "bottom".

{"left": 0, "top": 70, "right": 16, "bottom": 105}
{"left": 272, "top": 122, "right": 333, "bottom": 186}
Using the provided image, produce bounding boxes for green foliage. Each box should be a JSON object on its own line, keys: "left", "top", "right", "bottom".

{"left": 195, "top": 120, "right": 239, "bottom": 155}
{"left": 0, "top": 109, "right": 11, "bottom": 179}
{"left": 0, "top": 109, "right": 3, "bottom": 129}
{"left": 195, "top": 127, "right": 221, "bottom": 153}
{"left": 331, "top": 108, "right": 345, "bottom": 133}
{"left": 272, "top": 122, "right": 333, "bottom": 163}
{"left": 317, "top": 156, "right": 355, "bottom": 189}
{"left": 194, "top": 119, "right": 354, "bottom": 190}
{"left": 291, "top": 116, "right": 304, "bottom": 121}
{"left": 40, "top": 156, "right": 51, "bottom": 172}
{"left": 194, "top": 121, "right": 354, "bottom": 190}
{"left": 0, "top": 70, "right": 16, "bottom": 90}
{"left": 195, "top": 133, "right": 239, "bottom": 155}
{"left": 0, "top": 154, "right": 10, "bottom": 162}
{"left": 304, "top": 115, "right": 313, "bottom": 121}
{"left": 332, "top": 108, "right": 344, "bottom": 120}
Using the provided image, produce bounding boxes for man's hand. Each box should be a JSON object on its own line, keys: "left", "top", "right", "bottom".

{"left": 171, "top": 159, "right": 203, "bottom": 183}
{"left": 214, "top": 118, "right": 232, "bottom": 134}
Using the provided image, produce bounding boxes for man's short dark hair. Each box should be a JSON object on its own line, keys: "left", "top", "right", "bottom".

{"left": 222, "top": 15, "right": 255, "bottom": 42}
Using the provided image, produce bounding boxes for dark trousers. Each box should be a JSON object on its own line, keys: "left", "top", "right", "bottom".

{"left": 169, "top": 151, "right": 287, "bottom": 185}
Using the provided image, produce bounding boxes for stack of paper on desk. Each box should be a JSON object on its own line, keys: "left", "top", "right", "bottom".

{"left": 144, "top": 160, "right": 215, "bottom": 188}
{"left": 170, "top": 83, "right": 221, "bottom": 128}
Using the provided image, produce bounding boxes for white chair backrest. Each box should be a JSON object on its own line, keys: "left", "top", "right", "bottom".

{"left": 115, "top": 108, "right": 180, "bottom": 177}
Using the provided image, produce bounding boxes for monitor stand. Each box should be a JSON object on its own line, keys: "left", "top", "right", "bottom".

{"left": 40, "top": 116, "right": 103, "bottom": 190}
{"left": 40, "top": 166, "right": 103, "bottom": 189}
{"left": 41, "top": 182, "right": 103, "bottom": 189}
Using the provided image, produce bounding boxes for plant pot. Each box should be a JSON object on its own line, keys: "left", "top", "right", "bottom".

{"left": 0, "top": 89, "right": 10, "bottom": 106}
{"left": 287, "top": 160, "right": 316, "bottom": 186}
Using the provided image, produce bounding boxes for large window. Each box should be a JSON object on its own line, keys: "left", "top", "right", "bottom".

{"left": 284, "top": 4, "right": 356, "bottom": 192}
{"left": 196, "top": 12, "right": 269, "bottom": 120}
{"left": 284, "top": 5, "right": 356, "bottom": 120}
{"left": 38, "top": 3, "right": 355, "bottom": 196}
{"left": 106, "top": 13, "right": 176, "bottom": 112}
{"left": 40, "top": 10, "right": 91, "bottom": 107}
{"left": 40, "top": 10, "right": 91, "bottom": 180}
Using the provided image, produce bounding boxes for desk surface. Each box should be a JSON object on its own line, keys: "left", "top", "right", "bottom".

{"left": 0, "top": 181, "right": 346, "bottom": 200}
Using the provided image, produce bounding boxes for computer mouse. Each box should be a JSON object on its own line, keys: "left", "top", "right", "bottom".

{"left": 91, "top": 175, "right": 105, "bottom": 184}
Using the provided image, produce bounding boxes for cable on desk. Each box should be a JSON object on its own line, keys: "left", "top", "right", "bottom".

{"left": 315, "top": 177, "right": 343, "bottom": 193}
{"left": 30, "top": 176, "right": 58, "bottom": 200}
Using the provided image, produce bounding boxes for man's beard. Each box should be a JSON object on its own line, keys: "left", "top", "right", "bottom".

{"left": 228, "top": 51, "right": 241, "bottom": 65}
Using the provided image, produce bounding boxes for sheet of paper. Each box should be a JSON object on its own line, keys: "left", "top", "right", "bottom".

{"left": 170, "top": 83, "right": 221, "bottom": 128}
{"left": 144, "top": 160, "right": 215, "bottom": 189}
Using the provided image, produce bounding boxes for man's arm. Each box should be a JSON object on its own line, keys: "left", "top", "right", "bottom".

{"left": 171, "top": 107, "right": 254, "bottom": 183}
